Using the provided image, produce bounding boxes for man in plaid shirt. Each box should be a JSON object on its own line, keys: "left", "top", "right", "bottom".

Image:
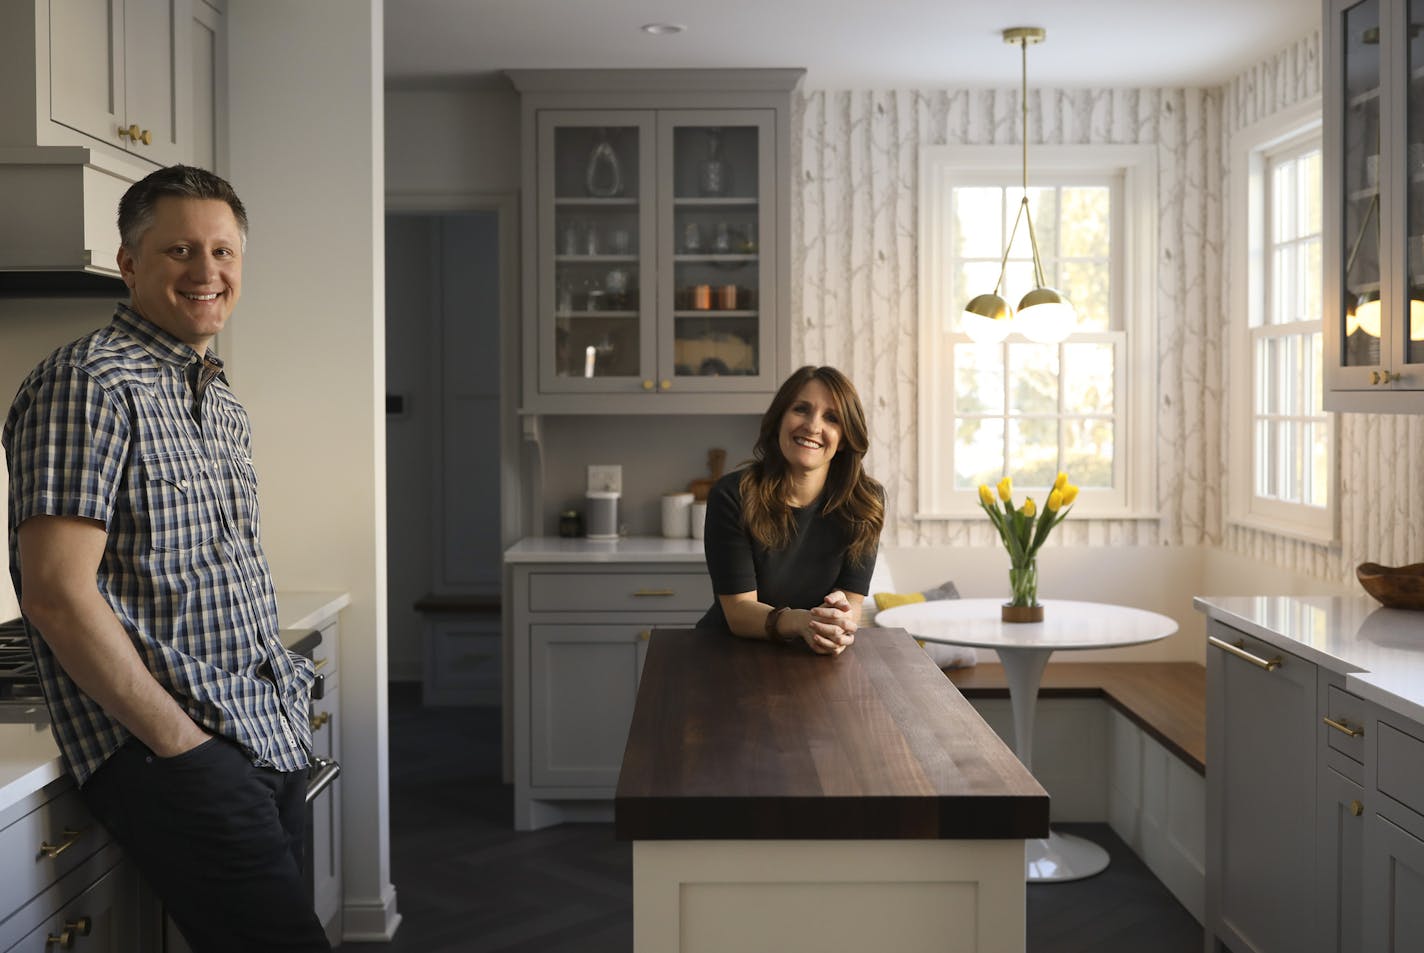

{"left": 4, "top": 166, "right": 330, "bottom": 952}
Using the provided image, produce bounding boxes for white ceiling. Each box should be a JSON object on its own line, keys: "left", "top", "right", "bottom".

{"left": 384, "top": 0, "right": 1321, "bottom": 90}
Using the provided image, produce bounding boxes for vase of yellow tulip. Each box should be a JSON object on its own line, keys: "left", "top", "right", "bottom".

{"left": 977, "top": 472, "right": 1079, "bottom": 623}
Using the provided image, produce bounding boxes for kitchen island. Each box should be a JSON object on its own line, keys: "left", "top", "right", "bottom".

{"left": 616, "top": 626, "right": 1048, "bottom": 953}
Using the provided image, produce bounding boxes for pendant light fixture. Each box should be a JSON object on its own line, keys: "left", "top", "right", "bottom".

{"left": 962, "top": 27, "right": 1076, "bottom": 345}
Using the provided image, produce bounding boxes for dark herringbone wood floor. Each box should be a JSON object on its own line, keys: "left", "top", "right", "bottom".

{"left": 375, "top": 683, "right": 1202, "bottom": 952}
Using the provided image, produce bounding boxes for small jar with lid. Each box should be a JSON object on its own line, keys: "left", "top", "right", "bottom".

{"left": 558, "top": 509, "right": 584, "bottom": 538}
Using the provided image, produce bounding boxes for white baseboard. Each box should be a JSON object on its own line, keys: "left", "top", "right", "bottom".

{"left": 341, "top": 884, "right": 402, "bottom": 942}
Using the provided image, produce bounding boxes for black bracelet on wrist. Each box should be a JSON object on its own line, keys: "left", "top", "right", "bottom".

{"left": 765, "top": 606, "right": 791, "bottom": 643}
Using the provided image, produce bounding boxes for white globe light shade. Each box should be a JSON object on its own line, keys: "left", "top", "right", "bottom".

{"left": 962, "top": 293, "right": 1012, "bottom": 344}
{"left": 1015, "top": 287, "right": 1076, "bottom": 344}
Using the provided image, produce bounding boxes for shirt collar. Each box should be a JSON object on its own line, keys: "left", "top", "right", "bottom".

{"left": 112, "top": 303, "right": 227, "bottom": 379}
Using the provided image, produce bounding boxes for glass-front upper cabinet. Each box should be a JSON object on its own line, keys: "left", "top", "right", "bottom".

{"left": 658, "top": 111, "right": 775, "bottom": 393}
{"left": 1325, "top": 0, "right": 1424, "bottom": 410}
{"left": 537, "top": 113, "right": 655, "bottom": 391}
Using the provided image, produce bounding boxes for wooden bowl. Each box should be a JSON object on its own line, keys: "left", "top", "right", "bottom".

{"left": 1356, "top": 562, "right": 1424, "bottom": 610}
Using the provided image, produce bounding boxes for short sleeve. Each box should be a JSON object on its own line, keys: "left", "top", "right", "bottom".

{"left": 703, "top": 472, "right": 757, "bottom": 595}
{"left": 4, "top": 363, "right": 129, "bottom": 531}
{"left": 834, "top": 545, "right": 877, "bottom": 597}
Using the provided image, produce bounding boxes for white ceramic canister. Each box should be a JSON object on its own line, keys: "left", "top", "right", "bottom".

{"left": 585, "top": 490, "right": 620, "bottom": 540}
{"left": 661, "top": 492, "right": 694, "bottom": 539}
{"left": 690, "top": 501, "right": 709, "bottom": 540}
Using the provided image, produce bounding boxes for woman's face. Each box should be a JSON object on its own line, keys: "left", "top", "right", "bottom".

{"left": 778, "top": 379, "right": 842, "bottom": 477}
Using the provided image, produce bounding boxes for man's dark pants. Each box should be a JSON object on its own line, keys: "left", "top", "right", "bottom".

{"left": 80, "top": 735, "right": 331, "bottom": 953}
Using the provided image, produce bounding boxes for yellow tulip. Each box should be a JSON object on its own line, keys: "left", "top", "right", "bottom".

{"left": 1061, "top": 483, "right": 1079, "bottom": 506}
{"left": 1047, "top": 488, "right": 1064, "bottom": 512}
{"left": 978, "top": 484, "right": 995, "bottom": 507}
{"left": 1022, "top": 497, "right": 1036, "bottom": 517}
{"left": 1054, "top": 471, "right": 1068, "bottom": 492}
{"left": 997, "top": 476, "right": 1012, "bottom": 502}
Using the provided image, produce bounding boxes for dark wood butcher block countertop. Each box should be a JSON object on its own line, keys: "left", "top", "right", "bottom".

{"left": 615, "top": 627, "right": 1049, "bottom": 841}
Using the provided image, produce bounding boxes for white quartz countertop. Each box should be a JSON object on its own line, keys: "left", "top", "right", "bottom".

{"left": 505, "top": 536, "right": 708, "bottom": 563}
{"left": 0, "top": 589, "right": 351, "bottom": 816}
{"left": 1194, "top": 594, "right": 1424, "bottom": 724}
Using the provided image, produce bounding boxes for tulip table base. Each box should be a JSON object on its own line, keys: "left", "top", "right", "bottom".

{"left": 1026, "top": 831, "right": 1111, "bottom": 882}
{"left": 874, "top": 599, "right": 1178, "bottom": 885}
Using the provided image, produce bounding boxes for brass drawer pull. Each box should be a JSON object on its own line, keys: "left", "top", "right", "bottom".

{"left": 38, "top": 827, "right": 85, "bottom": 859}
{"left": 1350, "top": 799, "right": 1364, "bottom": 817}
{"left": 310, "top": 711, "right": 331, "bottom": 731}
{"left": 1324, "top": 716, "right": 1364, "bottom": 738}
{"left": 633, "top": 589, "right": 675, "bottom": 597}
{"left": 1208, "top": 635, "right": 1281, "bottom": 671}
{"left": 313, "top": 657, "right": 329, "bottom": 670}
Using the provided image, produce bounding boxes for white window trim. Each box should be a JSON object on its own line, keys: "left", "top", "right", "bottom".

{"left": 916, "top": 145, "right": 1159, "bottom": 520}
{"left": 1227, "top": 96, "right": 1337, "bottom": 545}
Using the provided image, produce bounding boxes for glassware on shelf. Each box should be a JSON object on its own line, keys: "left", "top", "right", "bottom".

{"left": 682, "top": 222, "right": 703, "bottom": 253}
{"left": 584, "top": 222, "right": 600, "bottom": 256}
{"left": 605, "top": 267, "right": 630, "bottom": 309}
{"left": 585, "top": 129, "right": 624, "bottom": 197}
{"left": 556, "top": 278, "right": 573, "bottom": 313}
{"left": 561, "top": 220, "right": 580, "bottom": 256}
{"left": 712, "top": 222, "right": 733, "bottom": 253}
{"left": 609, "top": 227, "right": 632, "bottom": 255}
{"left": 698, "top": 128, "right": 729, "bottom": 197}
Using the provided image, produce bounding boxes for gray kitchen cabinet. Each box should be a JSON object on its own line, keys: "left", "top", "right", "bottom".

{"left": 309, "top": 617, "right": 342, "bottom": 946}
{"left": 509, "top": 70, "right": 801, "bottom": 415}
{"left": 0, "top": 778, "right": 159, "bottom": 953}
{"left": 510, "top": 561, "right": 711, "bottom": 829}
{"left": 1362, "top": 707, "right": 1424, "bottom": 951}
{"left": 1317, "top": 675, "right": 1367, "bottom": 953}
{"left": 1206, "top": 619, "right": 1317, "bottom": 953}
{"left": 1323, "top": 0, "right": 1424, "bottom": 411}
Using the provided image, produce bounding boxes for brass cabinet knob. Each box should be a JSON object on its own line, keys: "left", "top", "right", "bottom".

{"left": 140, "top": 128, "right": 152, "bottom": 145}
{"left": 310, "top": 711, "right": 330, "bottom": 731}
{"left": 638, "top": 630, "right": 651, "bottom": 641}
{"left": 65, "top": 918, "right": 91, "bottom": 937}
{"left": 1371, "top": 370, "right": 1381, "bottom": 385}
{"left": 1350, "top": 799, "right": 1364, "bottom": 817}
{"left": 659, "top": 378, "right": 671, "bottom": 390}
{"left": 119, "top": 123, "right": 140, "bottom": 140}
{"left": 641, "top": 379, "right": 654, "bottom": 391}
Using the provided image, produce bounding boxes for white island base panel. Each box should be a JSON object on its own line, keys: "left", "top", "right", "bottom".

{"left": 633, "top": 838, "right": 1026, "bottom": 953}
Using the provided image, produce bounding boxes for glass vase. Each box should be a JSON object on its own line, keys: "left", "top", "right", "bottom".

{"left": 1008, "top": 559, "right": 1038, "bottom": 607}
{"left": 698, "top": 128, "right": 729, "bottom": 197}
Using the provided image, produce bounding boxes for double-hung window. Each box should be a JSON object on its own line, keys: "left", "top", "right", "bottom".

{"left": 918, "top": 146, "right": 1157, "bottom": 518}
{"left": 1229, "top": 102, "right": 1333, "bottom": 542}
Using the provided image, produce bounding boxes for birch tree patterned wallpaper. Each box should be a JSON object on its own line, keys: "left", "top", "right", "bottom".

{"left": 792, "top": 31, "right": 1424, "bottom": 583}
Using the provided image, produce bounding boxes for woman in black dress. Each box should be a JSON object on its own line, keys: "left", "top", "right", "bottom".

{"left": 699, "top": 365, "right": 884, "bottom": 655}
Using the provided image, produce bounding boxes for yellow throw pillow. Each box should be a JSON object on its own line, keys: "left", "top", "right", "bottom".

{"left": 873, "top": 591, "right": 927, "bottom": 611}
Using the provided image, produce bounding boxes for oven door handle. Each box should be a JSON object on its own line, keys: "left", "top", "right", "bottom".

{"left": 305, "top": 757, "right": 341, "bottom": 804}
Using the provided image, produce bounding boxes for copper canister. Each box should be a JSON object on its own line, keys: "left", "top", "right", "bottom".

{"left": 692, "top": 284, "right": 711, "bottom": 310}
{"left": 717, "top": 285, "right": 738, "bottom": 310}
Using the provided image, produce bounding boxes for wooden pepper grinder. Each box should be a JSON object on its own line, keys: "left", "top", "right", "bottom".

{"left": 687, "top": 448, "right": 727, "bottom": 501}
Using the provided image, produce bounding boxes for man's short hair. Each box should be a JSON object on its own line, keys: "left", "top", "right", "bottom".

{"left": 118, "top": 165, "right": 249, "bottom": 252}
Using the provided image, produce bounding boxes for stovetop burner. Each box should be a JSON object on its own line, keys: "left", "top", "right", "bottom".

{"left": 0, "top": 618, "right": 45, "bottom": 705}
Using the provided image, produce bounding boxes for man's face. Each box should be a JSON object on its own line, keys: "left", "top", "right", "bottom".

{"left": 117, "top": 196, "right": 243, "bottom": 353}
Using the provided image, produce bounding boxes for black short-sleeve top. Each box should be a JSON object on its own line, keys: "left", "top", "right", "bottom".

{"left": 697, "top": 469, "right": 877, "bottom": 630}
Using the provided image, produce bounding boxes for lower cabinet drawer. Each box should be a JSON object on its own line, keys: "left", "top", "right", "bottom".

{"left": 7, "top": 860, "right": 127, "bottom": 953}
{"left": 0, "top": 787, "right": 109, "bottom": 920}
{"left": 528, "top": 570, "right": 712, "bottom": 613}
{"left": 1378, "top": 720, "right": 1424, "bottom": 820}
{"left": 1324, "top": 685, "right": 1367, "bottom": 764}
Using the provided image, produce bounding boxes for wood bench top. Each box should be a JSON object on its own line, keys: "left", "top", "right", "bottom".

{"left": 945, "top": 662, "right": 1206, "bottom": 775}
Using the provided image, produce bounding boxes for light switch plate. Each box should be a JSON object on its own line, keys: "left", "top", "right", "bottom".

{"left": 587, "top": 464, "right": 622, "bottom": 494}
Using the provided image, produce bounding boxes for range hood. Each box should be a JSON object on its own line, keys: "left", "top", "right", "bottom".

{"left": 0, "top": 146, "right": 131, "bottom": 295}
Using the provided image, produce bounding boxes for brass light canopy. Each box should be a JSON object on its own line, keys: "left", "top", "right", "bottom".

{"left": 960, "top": 26, "right": 1077, "bottom": 346}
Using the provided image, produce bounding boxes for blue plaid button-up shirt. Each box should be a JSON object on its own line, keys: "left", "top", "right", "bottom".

{"left": 4, "top": 305, "right": 314, "bottom": 786}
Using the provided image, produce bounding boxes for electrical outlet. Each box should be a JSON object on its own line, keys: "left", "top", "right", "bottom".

{"left": 587, "top": 464, "right": 622, "bottom": 494}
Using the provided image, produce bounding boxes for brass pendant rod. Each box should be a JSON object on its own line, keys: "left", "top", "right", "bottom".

{"left": 1345, "top": 191, "right": 1378, "bottom": 277}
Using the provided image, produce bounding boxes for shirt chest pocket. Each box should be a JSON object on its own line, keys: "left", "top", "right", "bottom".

{"left": 221, "top": 451, "right": 261, "bottom": 541}
{"left": 141, "top": 452, "right": 220, "bottom": 552}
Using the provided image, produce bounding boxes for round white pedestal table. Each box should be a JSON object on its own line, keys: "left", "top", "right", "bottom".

{"left": 875, "top": 598, "right": 1178, "bottom": 882}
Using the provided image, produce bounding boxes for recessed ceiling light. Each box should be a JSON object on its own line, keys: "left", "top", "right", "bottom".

{"left": 641, "top": 23, "right": 686, "bottom": 36}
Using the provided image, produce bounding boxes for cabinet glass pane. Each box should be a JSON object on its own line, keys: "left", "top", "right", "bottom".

{"left": 551, "top": 126, "right": 643, "bottom": 381}
{"left": 1410, "top": 0, "right": 1424, "bottom": 363}
{"left": 1342, "top": 0, "right": 1382, "bottom": 367}
{"left": 672, "top": 125, "right": 762, "bottom": 378}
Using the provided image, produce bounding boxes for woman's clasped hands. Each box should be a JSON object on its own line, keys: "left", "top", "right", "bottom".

{"left": 795, "top": 589, "right": 858, "bottom": 656}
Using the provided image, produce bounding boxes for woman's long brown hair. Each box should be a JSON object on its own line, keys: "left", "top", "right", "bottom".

{"left": 739, "top": 365, "right": 884, "bottom": 566}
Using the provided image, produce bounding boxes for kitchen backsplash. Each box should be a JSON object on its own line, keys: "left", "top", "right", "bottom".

{"left": 537, "top": 414, "right": 759, "bottom": 537}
